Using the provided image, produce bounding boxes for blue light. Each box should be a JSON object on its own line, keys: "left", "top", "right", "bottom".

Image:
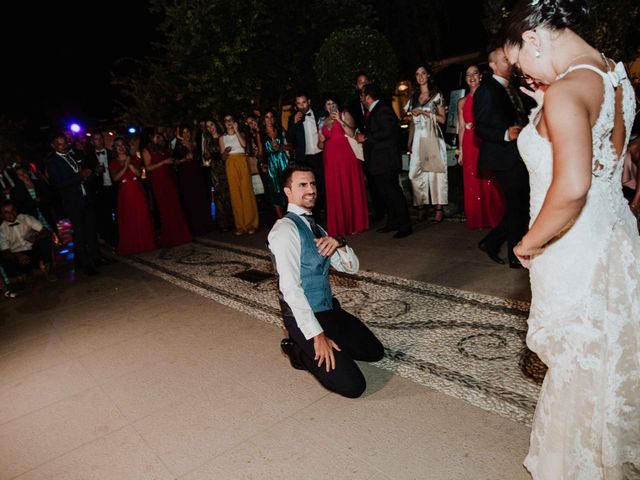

{"left": 128, "top": 127, "right": 136, "bottom": 134}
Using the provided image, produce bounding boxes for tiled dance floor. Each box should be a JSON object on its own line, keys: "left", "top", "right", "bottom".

{"left": 122, "top": 238, "right": 540, "bottom": 425}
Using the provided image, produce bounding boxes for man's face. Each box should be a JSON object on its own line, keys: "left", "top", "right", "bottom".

{"left": 91, "top": 133, "right": 105, "bottom": 150}
{"left": 295, "top": 96, "right": 310, "bottom": 114}
{"left": 490, "top": 48, "right": 513, "bottom": 79}
{"left": 362, "top": 93, "right": 374, "bottom": 108}
{"left": 1, "top": 204, "right": 17, "bottom": 223}
{"left": 52, "top": 136, "right": 69, "bottom": 154}
{"left": 284, "top": 171, "right": 316, "bottom": 210}
{"left": 356, "top": 75, "right": 369, "bottom": 92}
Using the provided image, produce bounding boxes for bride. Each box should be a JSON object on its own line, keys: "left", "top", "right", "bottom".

{"left": 503, "top": 0, "right": 640, "bottom": 478}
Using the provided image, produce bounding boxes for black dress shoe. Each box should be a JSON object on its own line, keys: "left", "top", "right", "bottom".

{"left": 393, "top": 230, "right": 412, "bottom": 239}
{"left": 478, "top": 240, "right": 505, "bottom": 265}
{"left": 376, "top": 226, "right": 395, "bottom": 233}
{"left": 509, "top": 259, "right": 524, "bottom": 269}
{"left": 280, "top": 339, "right": 305, "bottom": 370}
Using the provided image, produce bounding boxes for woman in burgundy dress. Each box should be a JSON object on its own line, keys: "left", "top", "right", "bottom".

{"left": 457, "top": 65, "right": 505, "bottom": 229}
{"left": 109, "top": 137, "right": 156, "bottom": 256}
{"left": 173, "top": 126, "right": 214, "bottom": 236}
{"left": 142, "top": 131, "right": 192, "bottom": 247}
{"left": 318, "top": 95, "right": 369, "bottom": 237}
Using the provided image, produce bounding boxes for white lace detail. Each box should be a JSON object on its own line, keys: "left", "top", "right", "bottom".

{"left": 518, "top": 60, "right": 640, "bottom": 479}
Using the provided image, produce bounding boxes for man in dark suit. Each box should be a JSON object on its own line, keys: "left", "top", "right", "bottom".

{"left": 348, "top": 72, "right": 385, "bottom": 223}
{"left": 86, "top": 132, "right": 117, "bottom": 249}
{"left": 286, "top": 91, "right": 325, "bottom": 218}
{"left": 473, "top": 47, "right": 530, "bottom": 268}
{"left": 45, "top": 133, "right": 101, "bottom": 275}
{"left": 356, "top": 84, "right": 412, "bottom": 238}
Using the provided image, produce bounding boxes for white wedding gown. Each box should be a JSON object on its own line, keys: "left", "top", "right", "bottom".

{"left": 518, "top": 60, "right": 640, "bottom": 479}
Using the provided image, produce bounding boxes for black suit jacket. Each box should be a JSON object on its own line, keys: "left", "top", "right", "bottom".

{"left": 286, "top": 109, "right": 320, "bottom": 162}
{"left": 473, "top": 76, "right": 521, "bottom": 171}
{"left": 85, "top": 148, "right": 113, "bottom": 190}
{"left": 348, "top": 96, "right": 366, "bottom": 132}
{"left": 362, "top": 101, "right": 401, "bottom": 175}
{"left": 45, "top": 152, "right": 96, "bottom": 210}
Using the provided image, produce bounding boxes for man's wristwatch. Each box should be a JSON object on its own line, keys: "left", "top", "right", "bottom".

{"left": 336, "top": 236, "right": 347, "bottom": 248}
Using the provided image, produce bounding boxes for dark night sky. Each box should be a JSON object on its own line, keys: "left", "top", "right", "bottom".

{"left": 2, "top": 1, "right": 159, "bottom": 130}
{"left": 2, "top": 1, "right": 485, "bottom": 133}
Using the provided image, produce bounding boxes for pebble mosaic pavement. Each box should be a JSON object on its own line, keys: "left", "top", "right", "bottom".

{"left": 121, "top": 238, "right": 541, "bottom": 425}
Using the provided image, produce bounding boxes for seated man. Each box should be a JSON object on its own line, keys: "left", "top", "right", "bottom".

{"left": 0, "top": 199, "right": 55, "bottom": 285}
{"left": 268, "top": 164, "right": 384, "bottom": 398}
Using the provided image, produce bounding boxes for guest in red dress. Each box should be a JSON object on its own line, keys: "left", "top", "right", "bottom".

{"left": 173, "top": 126, "right": 214, "bottom": 236}
{"left": 109, "top": 137, "right": 156, "bottom": 256}
{"left": 457, "top": 65, "right": 505, "bottom": 229}
{"left": 318, "top": 95, "right": 369, "bottom": 237}
{"left": 142, "top": 131, "right": 192, "bottom": 248}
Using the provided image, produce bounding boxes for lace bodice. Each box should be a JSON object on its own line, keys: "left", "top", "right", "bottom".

{"left": 518, "top": 61, "right": 636, "bottom": 223}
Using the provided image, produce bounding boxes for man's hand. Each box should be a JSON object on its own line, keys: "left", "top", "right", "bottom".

{"left": 355, "top": 133, "right": 366, "bottom": 143}
{"left": 507, "top": 125, "right": 522, "bottom": 141}
{"left": 294, "top": 111, "right": 304, "bottom": 123}
{"left": 313, "top": 332, "right": 341, "bottom": 372}
{"left": 80, "top": 168, "right": 92, "bottom": 179}
{"left": 315, "top": 236, "right": 339, "bottom": 257}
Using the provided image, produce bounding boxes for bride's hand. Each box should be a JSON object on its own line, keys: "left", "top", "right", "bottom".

{"left": 513, "top": 240, "right": 544, "bottom": 270}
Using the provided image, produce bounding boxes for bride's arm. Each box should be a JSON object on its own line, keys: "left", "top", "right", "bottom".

{"left": 516, "top": 82, "right": 593, "bottom": 256}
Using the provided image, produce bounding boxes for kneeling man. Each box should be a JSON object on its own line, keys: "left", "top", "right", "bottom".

{"left": 268, "top": 165, "right": 383, "bottom": 398}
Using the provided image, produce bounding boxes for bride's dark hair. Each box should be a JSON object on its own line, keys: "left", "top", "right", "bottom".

{"left": 504, "top": 0, "right": 589, "bottom": 48}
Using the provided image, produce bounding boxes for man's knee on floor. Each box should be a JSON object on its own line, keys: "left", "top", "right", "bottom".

{"left": 333, "top": 377, "right": 366, "bottom": 399}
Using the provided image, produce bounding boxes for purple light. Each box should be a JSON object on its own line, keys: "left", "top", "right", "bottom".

{"left": 69, "top": 123, "right": 81, "bottom": 133}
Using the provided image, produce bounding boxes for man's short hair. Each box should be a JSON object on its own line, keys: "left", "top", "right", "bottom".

{"left": 294, "top": 90, "right": 310, "bottom": 101}
{"left": 282, "top": 164, "right": 315, "bottom": 188}
{"left": 0, "top": 199, "right": 15, "bottom": 210}
{"left": 362, "top": 84, "right": 382, "bottom": 101}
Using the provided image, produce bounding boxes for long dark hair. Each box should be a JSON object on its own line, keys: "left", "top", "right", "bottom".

{"left": 260, "top": 109, "right": 283, "bottom": 140}
{"left": 504, "top": 0, "right": 588, "bottom": 48}
{"left": 411, "top": 63, "right": 439, "bottom": 107}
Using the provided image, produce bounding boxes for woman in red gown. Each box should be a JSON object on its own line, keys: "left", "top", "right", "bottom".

{"left": 173, "top": 126, "right": 214, "bottom": 236}
{"left": 318, "top": 95, "right": 369, "bottom": 237}
{"left": 109, "top": 137, "right": 156, "bottom": 256}
{"left": 457, "top": 65, "right": 505, "bottom": 229}
{"left": 142, "top": 131, "right": 192, "bottom": 247}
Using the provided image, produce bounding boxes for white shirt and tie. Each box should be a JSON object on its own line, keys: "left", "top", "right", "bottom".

{"left": 302, "top": 111, "right": 322, "bottom": 156}
{"left": 94, "top": 149, "right": 112, "bottom": 186}
{"left": 268, "top": 204, "right": 358, "bottom": 340}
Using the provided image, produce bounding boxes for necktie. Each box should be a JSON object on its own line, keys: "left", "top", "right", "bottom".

{"left": 8, "top": 222, "right": 20, "bottom": 227}
{"left": 364, "top": 109, "right": 371, "bottom": 123}
{"left": 301, "top": 214, "right": 323, "bottom": 239}
{"left": 506, "top": 83, "right": 527, "bottom": 126}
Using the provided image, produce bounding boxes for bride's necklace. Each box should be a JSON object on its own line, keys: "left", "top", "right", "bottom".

{"left": 559, "top": 52, "right": 598, "bottom": 74}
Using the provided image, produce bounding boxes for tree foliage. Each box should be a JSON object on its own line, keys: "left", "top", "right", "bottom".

{"left": 114, "top": 0, "right": 376, "bottom": 123}
{"left": 314, "top": 26, "right": 398, "bottom": 101}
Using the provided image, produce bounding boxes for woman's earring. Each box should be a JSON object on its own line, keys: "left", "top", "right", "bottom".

{"left": 535, "top": 49, "right": 541, "bottom": 58}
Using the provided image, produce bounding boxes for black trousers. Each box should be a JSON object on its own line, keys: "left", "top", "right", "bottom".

{"left": 1, "top": 237, "right": 53, "bottom": 277}
{"left": 65, "top": 201, "right": 100, "bottom": 268}
{"left": 482, "top": 161, "right": 530, "bottom": 262}
{"left": 283, "top": 299, "right": 384, "bottom": 398}
{"left": 96, "top": 186, "right": 118, "bottom": 248}
{"left": 369, "top": 170, "right": 412, "bottom": 232}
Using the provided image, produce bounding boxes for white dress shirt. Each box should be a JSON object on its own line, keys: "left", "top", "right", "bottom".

{"left": 303, "top": 111, "right": 322, "bottom": 155}
{"left": 0, "top": 214, "right": 43, "bottom": 253}
{"left": 268, "top": 204, "right": 359, "bottom": 340}
{"left": 94, "top": 149, "right": 112, "bottom": 186}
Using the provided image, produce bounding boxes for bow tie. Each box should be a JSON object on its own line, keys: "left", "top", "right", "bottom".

{"left": 305, "top": 112, "right": 312, "bottom": 117}
{"left": 8, "top": 222, "right": 20, "bottom": 227}
{"left": 96, "top": 150, "right": 106, "bottom": 155}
